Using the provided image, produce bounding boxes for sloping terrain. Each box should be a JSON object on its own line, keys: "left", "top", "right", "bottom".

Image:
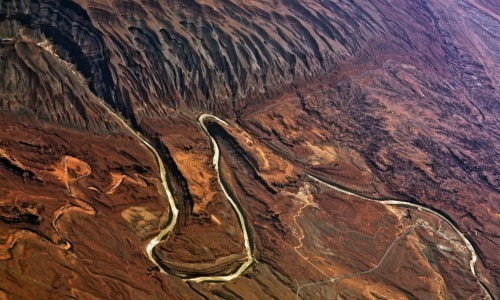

{"left": 0, "top": 0, "right": 498, "bottom": 299}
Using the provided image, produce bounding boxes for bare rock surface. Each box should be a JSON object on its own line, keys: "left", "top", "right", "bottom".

{"left": 0, "top": 0, "right": 498, "bottom": 299}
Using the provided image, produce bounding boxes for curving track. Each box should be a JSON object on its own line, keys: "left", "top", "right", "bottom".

{"left": 92, "top": 100, "right": 493, "bottom": 297}
{"left": 307, "top": 174, "right": 493, "bottom": 299}
{"left": 196, "top": 114, "right": 492, "bottom": 298}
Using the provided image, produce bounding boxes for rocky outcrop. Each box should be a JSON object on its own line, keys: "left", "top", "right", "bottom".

{"left": 0, "top": 0, "right": 498, "bottom": 298}
{"left": 0, "top": 202, "right": 42, "bottom": 225}
{"left": 1, "top": 0, "right": 385, "bottom": 123}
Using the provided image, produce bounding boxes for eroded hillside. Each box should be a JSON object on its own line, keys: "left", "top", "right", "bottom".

{"left": 0, "top": 0, "right": 498, "bottom": 299}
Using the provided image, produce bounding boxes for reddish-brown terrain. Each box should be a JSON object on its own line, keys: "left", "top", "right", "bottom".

{"left": 0, "top": 0, "right": 498, "bottom": 299}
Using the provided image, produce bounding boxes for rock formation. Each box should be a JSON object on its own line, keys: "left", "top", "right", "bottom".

{"left": 0, "top": 0, "right": 498, "bottom": 299}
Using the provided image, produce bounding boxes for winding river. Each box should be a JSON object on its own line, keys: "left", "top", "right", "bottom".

{"left": 97, "top": 101, "right": 180, "bottom": 277}
{"left": 191, "top": 114, "right": 254, "bottom": 282}
{"left": 194, "top": 115, "right": 491, "bottom": 297}
{"left": 98, "top": 99, "right": 491, "bottom": 297}
{"left": 98, "top": 100, "right": 253, "bottom": 282}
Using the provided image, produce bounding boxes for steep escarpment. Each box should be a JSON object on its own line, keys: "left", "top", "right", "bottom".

{"left": 0, "top": 22, "right": 124, "bottom": 131}
{"left": 0, "top": 0, "right": 498, "bottom": 299}
{"left": 2, "top": 0, "right": 385, "bottom": 122}
{"left": 0, "top": 1, "right": 121, "bottom": 117}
